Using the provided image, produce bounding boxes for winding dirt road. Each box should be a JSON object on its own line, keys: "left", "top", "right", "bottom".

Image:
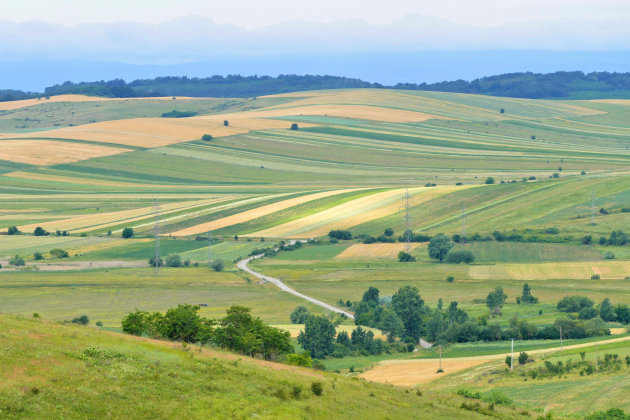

{"left": 237, "top": 253, "right": 355, "bottom": 319}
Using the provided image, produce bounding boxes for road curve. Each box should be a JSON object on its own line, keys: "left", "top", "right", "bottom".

{"left": 237, "top": 253, "right": 355, "bottom": 319}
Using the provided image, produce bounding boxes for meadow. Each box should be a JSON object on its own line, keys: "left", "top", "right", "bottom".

{"left": 0, "top": 88, "right": 629, "bottom": 418}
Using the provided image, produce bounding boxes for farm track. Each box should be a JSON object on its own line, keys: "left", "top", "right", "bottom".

{"left": 237, "top": 253, "right": 355, "bottom": 319}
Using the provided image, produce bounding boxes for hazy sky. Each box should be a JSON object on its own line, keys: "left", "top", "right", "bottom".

{"left": 6, "top": 0, "right": 630, "bottom": 27}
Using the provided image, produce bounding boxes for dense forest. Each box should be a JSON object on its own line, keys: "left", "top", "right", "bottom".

{"left": 4, "top": 71, "right": 630, "bottom": 101}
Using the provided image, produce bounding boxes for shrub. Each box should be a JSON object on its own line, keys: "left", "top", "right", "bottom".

{"left": 557, "top": 295, "right": 594, "bottom": 312}
{"left": 291, "top": 123, "right": 299, "bottom": 130}
{"left": 397, "top": 251, "right": 416, "bottom": 262}
{"left": 445, "top": 250, "right": 475, "bottom": 264}
{"left": 121, "top": 227, "right": 134, "bottom": 238}
{"left": 33, "top": 252, "right": 44, "bottom": 260}
{"left": 72, "top": 315, "right": 89, "bottom": 325}
{"left": 165, "top": 254, "right": 182, "bottom": 267}
{"left": 485, "top": 177, "right": 495, "bottom": 184}
{"left": 223, "top": 120, "right": 229, "bottom": 127}
{"left": 286, "top": 352, "right": 312, "bottom": 367}
{"left": 50, "top": 248, "right": 69, "bottom": 258}
{"left": 9, "top": 255, "right": 25, "bottom": 266}
{"left": 161, "top": 110, "right": 197, "bottom": 118}
{"left": 552, "top": 172, "right": 560, "bottom": 178}
{"left": 32, "top": 313, "right": 40, "bottom": 319}
{"left": 7, "top": 226, "right": 19, "bottom": 235}
{"left": 290, "top": 305, "right": 311, "bottom": 324}
{"left": 33, "top": 226, "right": 47, "bottom": 236}
{"left": 211, "top": 260, "right": 225, "bottom": 272}
{"left": 328, "top": 229, "right": 352, "bottom": 240}
{"left": 591, "top": 274, "right": 601, "bottom": 280}
{"left": 384, "top": 227, "right": 394, "bottom": 236}
{"left": 122, "top": 310, "right": 146, "bottom": 335}
{"left": 604, "top": 251, "right": 615, "bottom": 260}
{"left": 446, "top": 276, "right": 454, "bottom": 283}
{"left": 311, "top": 381, "right": 323, "bottom": 396}
{"left": 202, "top": 134, "right": 213, "bottom": 141}
{"left": 96, "top": 321, "right": 103, "bottom": 326}
{"left": 483, "top": 391, "right": 513, "bottom": 405}
{"left": 505, "top": 355, "right": 512, "bottom": 367}
{"left": 149, "top": 256, "right": 163, "bottom": 267}
{"left": 518, "top": 352, "right": 528, "bottom": 365}
{"left": 622, "top": 208, "right": 630, "bottom": 213}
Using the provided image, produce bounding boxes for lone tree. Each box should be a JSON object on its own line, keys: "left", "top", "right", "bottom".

{"left": 428, "top": 233, "right": 454, "bottom": 262}
{"left": 33, "top": 226, "right": 47, "bottom": 236}
{"left": 485, "top": 177, "right": 495, "bottom": 184}
{"left": 122, "top": 227, "right": 134, "bottom": 238}
{"left": 518, "top": 283, "right": 539, "bottom": 304}
{"left": 202, "top": 134, "right": 213, "bottom": 141}
{"left": 223, "top": 120, "right": 229, "bottom": 127}
{"left": 7, "top": 226, "right": 19, "bottom": 235}
{"left": 291, "top": 123, "right": 299, "bottom": 130}
{"left": 486, "top": 286, "right": 507, "bottom": 315}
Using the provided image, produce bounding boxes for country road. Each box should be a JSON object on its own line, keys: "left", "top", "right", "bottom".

{"left": 237, "top": 253, "right": 355, "bottom": 319}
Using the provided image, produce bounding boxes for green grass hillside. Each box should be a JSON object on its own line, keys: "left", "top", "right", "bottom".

{"left": 0, "top": 315, "right": 525, "bottom": 419}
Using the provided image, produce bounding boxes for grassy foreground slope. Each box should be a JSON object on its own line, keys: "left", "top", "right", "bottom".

{"left": 0, "top": 315, "right": 522, "bottom": 419}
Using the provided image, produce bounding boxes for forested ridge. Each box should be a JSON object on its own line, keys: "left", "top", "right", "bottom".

{"left": 4, "top": 71, "right": 630, "bottom": 101}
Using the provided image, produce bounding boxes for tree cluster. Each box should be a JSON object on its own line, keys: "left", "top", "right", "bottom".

{"left": 121, "top": 305, "right": 292, "bottom": 360}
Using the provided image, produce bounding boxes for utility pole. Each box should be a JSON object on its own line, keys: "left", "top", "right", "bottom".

{"left": 152, "top": 199, "right": 161, "bottom": 277}
{"left": 207, "top": 230, "right": 213, "bottom": 268}
{"left": 461, "top": 206, "right": 466, "bottom": 247}
{"left": 510, "top": 339, "right": 514, "bottom": 370}
{"left": 559, "top": 327, "right": 563, "bottom": 351}
{"left": 400, "top": 188, "right": 412, "bottom": 253}
{"left": 591, "top": 190, "right": 596, "bottom": 225}
{"left": 439, "top": 344, "right": 443, "bottom": 371}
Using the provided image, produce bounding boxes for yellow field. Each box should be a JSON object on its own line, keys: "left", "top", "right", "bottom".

{"left": 360, "top": 358, "right": 487, "bottom": 386}
{"left": 335, "top": 243, "right": 425, "bottom": 260}
{"left": 0, "top": 112, "right": 315, "bottom": 148}
{"left": 0, "top": 139, "right": 129, "bottom": 165}
{"left": 361, "top": 336, "right": 630, "bottom": 387}
{"left": 589, "top": 99, "right": 630, "bottom": 106}
{"left": 0, "top": 94, "right": 208, "bottom": 111}
{"left": 170, "top": 189, "right": 361, "bottom": 237}
{"left": 272, "top": 324, "right": 386, "bottom": 340}
{"left": 469, "top": 261, "right": 630, "bottom": 280}
{"left": 12, "top": 196, "right": 235, "bottom": 234}
{"left": 237, "top": 104, "right": 447, "bottom": 123}
{"left": 247, "top": 185, "right": 476, "bottom": 239}
{"left": 3, "top": 171, "right": 156, "bottom": 187}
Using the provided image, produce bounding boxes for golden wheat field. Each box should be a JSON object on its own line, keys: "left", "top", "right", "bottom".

{"left": 469, "top": 261, "right": 630, "bottom": 280}
{"left": 0, "top": 94, "right": 209, "bottom": 111}
{"left": 248, "top": 186, "right": 476, "bottom": 239}
{"left": 335, "top": 243, "right": 425, "bottom": 260}
{"left": 170, "top": 189, "right": 362, "bottom": 236}
{"left": 13, "top": 196, "right": 234, "bottom": 234}
{"left": 241, "top": 104, "right": 448, "bottom": 123}
{"left": 0, "top": 139, "right": 129, "bottom": 165}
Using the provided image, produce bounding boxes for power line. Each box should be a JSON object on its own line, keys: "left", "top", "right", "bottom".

{"left": 152, "top": 199, "right": 161, "bottom": 277}
{"left": 591, "top": 189, "right": 596, "bottom": 225}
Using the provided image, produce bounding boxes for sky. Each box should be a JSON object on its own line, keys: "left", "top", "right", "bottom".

{"left": 5, "top": 0, "right": 630, "bottom": 28}
{"left": 2, "top": 1, "right": 630, "bottom": 90}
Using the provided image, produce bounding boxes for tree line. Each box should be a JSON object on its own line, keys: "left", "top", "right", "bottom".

{"left": 6, "top": 71, "right": 630, "bottom": 102}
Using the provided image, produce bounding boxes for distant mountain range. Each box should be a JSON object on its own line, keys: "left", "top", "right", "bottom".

{"left": 3, "top": 71, "right": 630, "bottom": 101}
